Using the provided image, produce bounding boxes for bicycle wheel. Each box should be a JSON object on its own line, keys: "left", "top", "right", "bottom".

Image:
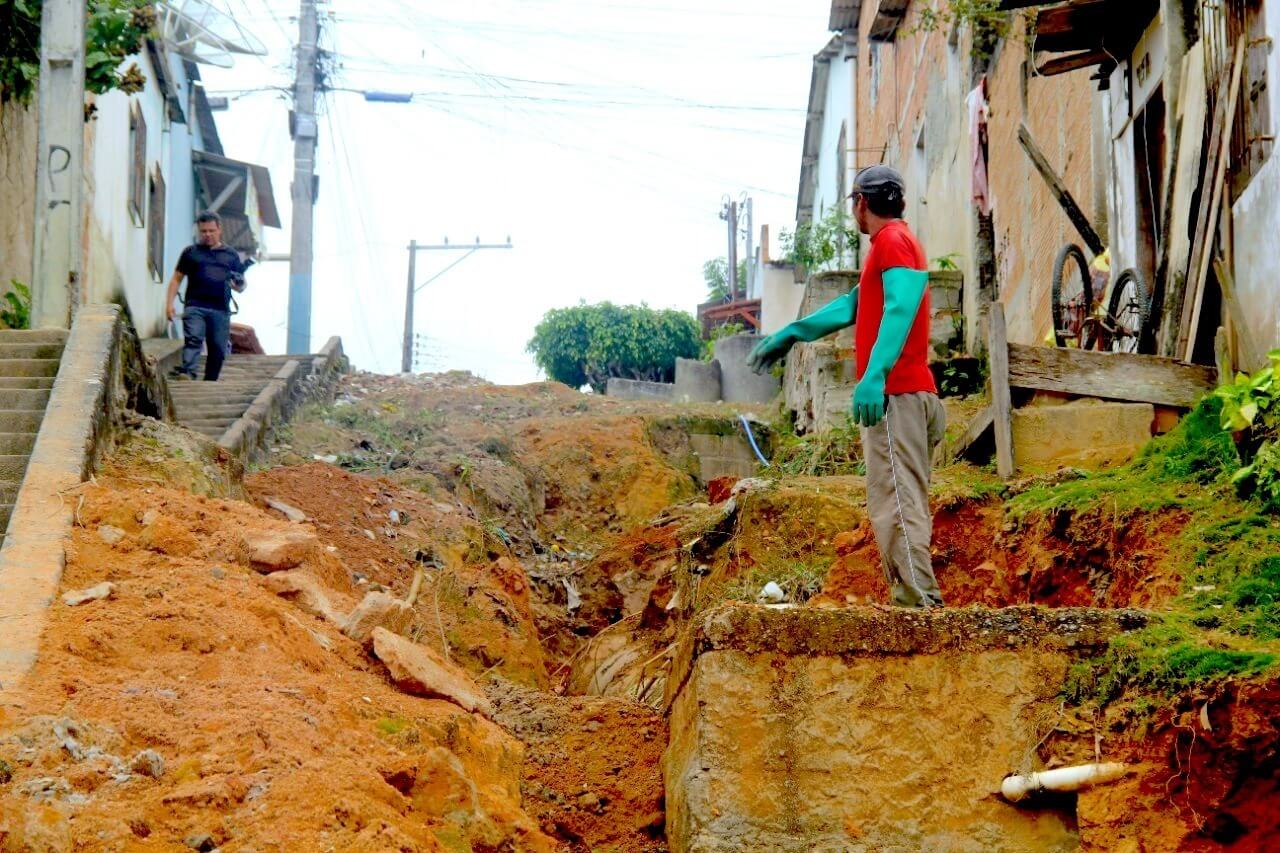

{"left": 1051, "top": 243, "right": 1094, "bottom": 348}
{"left": 1106, "top": 268, "right": 1151, "bottom": 354}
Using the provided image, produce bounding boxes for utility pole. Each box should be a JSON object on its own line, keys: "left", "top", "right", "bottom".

{"left": 720, "top": 199, "right": 739, "bottom": 301}
{"left": 743, "top": 196, "right": 754, "bottom": 297}
{"left": 286, "top": 0, "right": 319, "bottom": 354}
{"left": 400, "top": 238, "right": 513, "bottom": 373}
{"left": 401, "top": 240, "right": 416, "bottom": 373}
{"left": 31, "top": 0, "right": 85, "bottom": 329}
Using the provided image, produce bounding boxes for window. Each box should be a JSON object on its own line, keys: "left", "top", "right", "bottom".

{"left": 147, "top": 166, "right": 166, "bottom": 280}
{"left": 128, "top": 103, "right": 146, "bottom": 225}
{"left": 1226, "top": 0, "right": 1273, "bottom": 197}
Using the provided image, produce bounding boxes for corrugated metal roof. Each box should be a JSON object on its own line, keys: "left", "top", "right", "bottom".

{"left": 828, "top": 0, "right": 862, "bottom": 31}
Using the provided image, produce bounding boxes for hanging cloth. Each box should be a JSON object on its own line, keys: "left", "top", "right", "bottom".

{"left": 966, "top": 75, "right": 992, "bottom": 215}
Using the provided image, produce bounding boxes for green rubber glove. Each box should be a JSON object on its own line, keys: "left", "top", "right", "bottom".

{"left": 852, "top": 268, "right": 928, "bottom": 427}
{"left": 747, "top": 288, "right": 858, "bottom": 374}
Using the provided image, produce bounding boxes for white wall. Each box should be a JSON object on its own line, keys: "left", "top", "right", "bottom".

{"left": 85, "top": 48, "right": 206, "bottom": 338}
{"left": 759, "top": 263, "right": 805, "bottom": 335}
{"left": 1230, "top": 0, "right": 1280, "bottom": 367}
{"left": 812, "top": 41, "right": 857, "bottom": 223}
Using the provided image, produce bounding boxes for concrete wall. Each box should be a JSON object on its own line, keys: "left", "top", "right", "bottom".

{"left": 0, "top": 102, "right": 38, "bottom": 296}
{"left": 1230, "top": 0, "right": 1280, "bottom": 367}
{"left": 714, "top": 334, "right": 781, "bottom": 404}
{"left": 814, "top": 40, "right": 857, "bottom": 224}
{"left": 86, "top": 49, "right": 208, "bottom": 338}
{"left": 758, "top": 263, "right": 805, "bottom": 335}
{"left": 605, "top": 377, "right": 675, "bottom": 402}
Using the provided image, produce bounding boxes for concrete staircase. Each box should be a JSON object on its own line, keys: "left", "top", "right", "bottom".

{"left": 0, "top": 330, "right": 67, "bottom": 535}
{"left": 169, "top": 353, "right": 322, "bottom": 441}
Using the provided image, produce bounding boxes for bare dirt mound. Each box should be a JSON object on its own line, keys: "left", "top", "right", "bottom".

{"left": 247, "top": 463, "right": 547, "bottom": 688}
{"left": 0, "top": 481, "right": 552, "bottom": 852}
{"left": 488, "top": 682, "right": 666, "bottom": 853}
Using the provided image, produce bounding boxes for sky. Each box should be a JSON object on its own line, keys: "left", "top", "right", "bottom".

{"left": 200, "top": 0, "right": 833, "bottom": 382}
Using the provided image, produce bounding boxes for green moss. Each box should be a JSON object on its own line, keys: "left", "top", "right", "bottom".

{"left": 375, "top": 715, "right": 409, "bottom": 736}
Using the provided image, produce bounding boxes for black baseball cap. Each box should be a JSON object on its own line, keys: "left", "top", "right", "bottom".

{"left": 850, "top": 164, "right": 905, "bottom": 198}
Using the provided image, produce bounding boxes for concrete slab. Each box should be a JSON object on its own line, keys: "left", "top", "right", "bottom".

{"left": 606, "top": 378, "right": 675, "bottom": 401}
{"left": 664, "top": 604, "right": 1147, "bottom": 853}
{"left": 1012, "top": 400, "right": 1154, "bottom": 474}
{"left": 714, "top": 334, "right": 781, "bottom": 404}
{"left": 674, "top": 358, "right": 722, "bottom": 403}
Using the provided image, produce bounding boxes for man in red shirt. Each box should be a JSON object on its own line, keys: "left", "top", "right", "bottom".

{"left": 748, "top": 165, "right": 946, "bottom": 607}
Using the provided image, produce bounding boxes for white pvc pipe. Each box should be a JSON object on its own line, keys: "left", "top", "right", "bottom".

{"left": 1000, "top": 762, "right": 1129, "bottom": 803}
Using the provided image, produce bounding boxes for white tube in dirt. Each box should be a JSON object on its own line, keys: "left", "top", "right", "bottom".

{"left": 1000, "top": 762, "right": 1129, "bottom": 803}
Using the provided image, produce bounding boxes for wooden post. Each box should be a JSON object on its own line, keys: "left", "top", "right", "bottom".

{"left": 987, "top": 301, "right": 1015, "bottom": 479}
{"left": 1017, "top": 122, "right": 1106, "bottom": 256}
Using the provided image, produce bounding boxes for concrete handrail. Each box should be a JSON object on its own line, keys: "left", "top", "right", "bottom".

{"left": 0, "top": 305, "right": 132, "bottom": 692}
{"left": 217, "top": 359, "right": 303, "bottom": 461}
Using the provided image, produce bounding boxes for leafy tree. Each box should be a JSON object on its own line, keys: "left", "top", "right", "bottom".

{"left": 528, "top": 302, "right": 702, "bottom": 393}
{"left": 702, "top": 257, "right": 748, "bottom": 303}
{"left": 1, "top": 0, "right": 155, "bottom": 105}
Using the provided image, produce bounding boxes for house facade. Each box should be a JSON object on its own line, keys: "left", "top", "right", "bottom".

{"left": 779, "top": 0, "right": 1276, "bottom": 372}
{"left": 0, "top": 33, "right": 276, "bottom": 339}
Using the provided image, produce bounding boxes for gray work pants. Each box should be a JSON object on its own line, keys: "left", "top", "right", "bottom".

{"left": 860, "top": 392, "right": 947, "bottom": 608}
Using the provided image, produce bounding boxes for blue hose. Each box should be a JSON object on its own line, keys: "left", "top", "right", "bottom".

{"left": 739, "top": 414, "right": 770, "bottom": 468}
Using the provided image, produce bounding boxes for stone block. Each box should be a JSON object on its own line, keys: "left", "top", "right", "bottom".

{"left": 674, "top": 358, "right": 721, "bottom": 403}
{"left": 342, "top": 590, "right": 415, "bottom": 647}
{"left": 663, "top": 604, "right": 1146, "bottom": 852}
{"left": 605, "top": 377, "right": 676, "bottom": 401}
{"left": 1011, "top": 400, "right": 1154, "bottom": 474}
{"left": 371, "top": 627, "right": 494, "bottom": 717}
{"left": 689, "top": 433, "right": 760, "bottom": 482}
{"left": 714, "top": 334, "right": 781, "bottom": 404}
{"left": 242, "top": 528, "right": 319, "bottom": 572}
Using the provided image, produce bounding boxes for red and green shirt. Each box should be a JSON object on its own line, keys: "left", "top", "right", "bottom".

{"left": 855, "top": 219, "right": 937, "bottom": 395}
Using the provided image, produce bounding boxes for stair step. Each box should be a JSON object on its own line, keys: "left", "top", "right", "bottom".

{"left": 0, "top": 411, "right": 44, "bottom": 432}
{"left": 0, "top": 389, "right": 51, "bottom": 411}
{"left": 0, "top": 455, "right": 30, "bottom": 482}
{"left": 0, "top": 434, "right": 37, "bottom": 455}
{"left": 0, "top": 483, "right": 20, "bottom": 504}
{"left": 175, "top": 405, "right": 250, "bottom": 420}
{"left": 0, "top": 359, "right": 61, "bottom": 378}
{"left": 0, "top": 330, "right": 69, "bottom": 344}
{"left": 0, "top": 343, "right": 64, "bottom": 360}
{"left": 180, "top": 418, "right": 238, "bottom": 429}
{"left": 0, "top": 503, "right": 12, "bottom": 533}
{"left": 0, "top": 376, "right": 56, "bottom": 390}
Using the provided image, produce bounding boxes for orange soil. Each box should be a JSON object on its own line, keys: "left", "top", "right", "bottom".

{"left": 246, "top": 463, "right": 548, "bottom": 688}
{"left": 0, "top": 482, "right": 551, "bottom": 852}
{"left": 489, "top": 683, "right": 666, "bottom": 853}
{"left": 818, "top": 497, "right": 1187, "bottom": 610}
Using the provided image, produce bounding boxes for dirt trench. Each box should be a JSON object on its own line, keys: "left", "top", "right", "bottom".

{"left": 1, "top": 373, "right": 1277, "bottom": 851}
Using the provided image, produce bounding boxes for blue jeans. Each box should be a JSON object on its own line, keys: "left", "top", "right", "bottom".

{"left": 180, "top": 306, "right": 231, "bottom": 381}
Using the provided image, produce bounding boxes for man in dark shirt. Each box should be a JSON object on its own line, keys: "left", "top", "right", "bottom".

{"left": 165, "top": 211, "right": 246, "bottom": 381}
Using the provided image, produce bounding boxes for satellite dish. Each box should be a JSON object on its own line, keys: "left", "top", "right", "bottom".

{"left": 159, "top": 0, "right": 267, "bottom": 68}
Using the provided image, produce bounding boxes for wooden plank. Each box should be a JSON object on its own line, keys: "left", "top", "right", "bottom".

{"left": 1017, "top": 122, "right": 1106, "bottom": 255}
{"left": 1213, "top": 257, "right": 1262, "bottom": 370}
{"left": 1182, "top": 41, "right": 1245, "bottom": 363}
{"left": 1151, "top": 42, "right": 1207, "bottom": 354}
{"left": 935, "top": 404, "right": 994, "bottom": 467}
{"left": 1007, "top": 344, "right": 1218, "bottom": 409}
{"left": 1036, "top": 49, "right": 1110, "bottom": 77}
{"left": 988, "top": 303, "right": 1014, "bottom": 480}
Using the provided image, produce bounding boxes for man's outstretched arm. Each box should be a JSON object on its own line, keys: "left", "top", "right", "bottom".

{"left": 747, "top": 287, "right": 859, "bottom": 374}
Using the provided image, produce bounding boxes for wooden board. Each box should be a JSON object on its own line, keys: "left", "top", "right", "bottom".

{"left": 1017, "top": 123, "right": 1106, "bottom": 255}
{"left": 1036, "top": 49, "right": 1110, "bottom": 77}
{"left": 935, "top": 404, "right": 994, "bottom": 467}
{"left": 988, "top": 303, "right": 1014, "bottom": 479}
{"left": 1213, "top": 257, "right": 1262, "bottom": 370}
{"left": 1007, "top": 344, "right": 1218, "bottom": 409}
{"left": 1152, "top": 42, "right": 1207, "bottom": 354}
{"left": 1178, "top": 40, "right": 1245, "bottom": 361}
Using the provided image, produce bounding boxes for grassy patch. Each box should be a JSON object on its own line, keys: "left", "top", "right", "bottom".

{"left": 770, "top": 420, "right": 864, "bottom": 477}
{"left": 1028, "top": 399, "right": 1280, "bottom": 704}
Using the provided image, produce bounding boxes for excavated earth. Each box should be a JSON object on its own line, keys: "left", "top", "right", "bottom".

{"left": 0, "top": 371, "right": 1276, "bottom": 851}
